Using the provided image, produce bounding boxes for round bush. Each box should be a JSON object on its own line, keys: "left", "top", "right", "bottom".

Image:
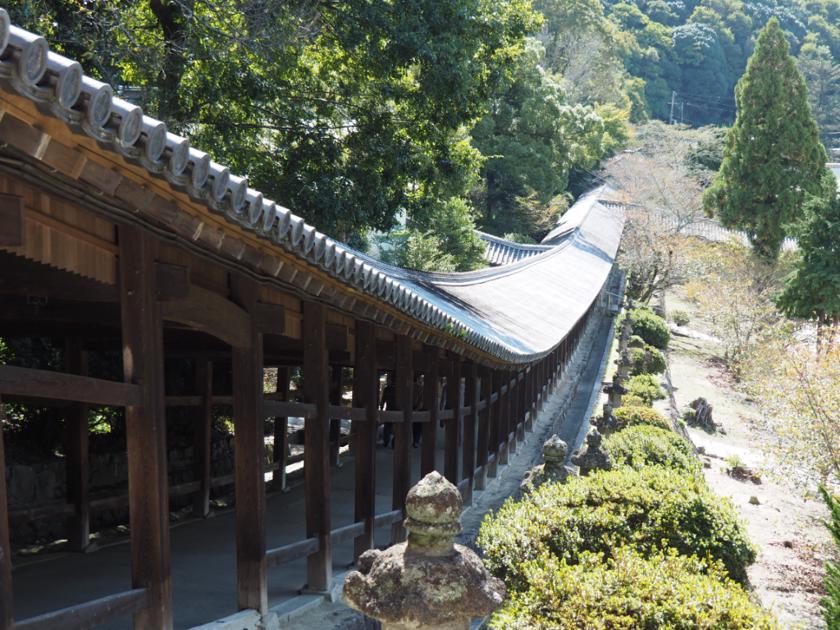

{"left": 477, "top": 466, "right": 755, "bottom": 589}
{"left": 629, "top": 307, "right": 671, "bottom": 349}
{"left": 490, "top": 548, "right": 779, "bottom": 630}
{"left": 613, "top": 405, "right": 670, "bottom": 431}
{"left": 671, "top": 309, "right": 691, "bottom": 326}
{"left": 603, "top": 425, "right": 699, "bottom": 474}
{"left": 629, "top": 344, "right": 666, "bottom": 375}
{"left": 625, "top": 373, "right": 666, "bottom": 405}
{"left": 628, "top": 334, "right": 646, "bottom": 348}
{"left": 619, "top": 393, "right": 649, "bottom": 407}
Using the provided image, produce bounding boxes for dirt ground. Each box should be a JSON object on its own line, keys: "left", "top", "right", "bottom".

{"left": 662, "top": 289, "right": 832, "bottom": 630}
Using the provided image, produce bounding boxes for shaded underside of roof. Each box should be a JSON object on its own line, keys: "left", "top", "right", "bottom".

{"left": 0, "top": 11, "right": 625, "bottom": 364}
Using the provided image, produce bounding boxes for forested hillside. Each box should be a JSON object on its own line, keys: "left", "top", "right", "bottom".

{"left": 577, "top": 0, "right": 840, "bottom": 137}
{"left": 6, "top": 1, "right": 839, "bottom": 270}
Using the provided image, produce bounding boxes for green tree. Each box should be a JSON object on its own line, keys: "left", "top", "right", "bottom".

{"left": 703, "top": 18, "right": 827, "bottom": 261}
{"left": 820, "top": 486, "right": 840, "bottom": 629}
{"left": 777, "top": 173, "right": 840, "bottom": 338}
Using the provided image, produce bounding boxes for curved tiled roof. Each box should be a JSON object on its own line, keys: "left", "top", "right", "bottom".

{"left": 0, "top": 10, "right": 625, "bottom": 364}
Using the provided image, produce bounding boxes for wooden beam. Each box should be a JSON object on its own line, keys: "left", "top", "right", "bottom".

{"left": 193, "top": 359, "right": 213, "bottom": 518}
{"left": 303, "top": 301, "right": 331, "bottom": 592}
{"left": 159, "top": 283, "right": 251, "bottom": 349}
{"left": 353, "top": 320, "right": 377, "bottom": 559}
{"left": 14, "top": 588, "right": 149, "bottom": 630}
{"left": 0, "top": 365, "right": 141, "bottom": 407}
{"left": 0, "top": 194, "right": 23, "bottom": 246}
{"left": 64, "top": 339, "right": 90, "bottom": 552}
{"left": 0, "top": 398, "right": 12, "bottom": 630}
{"left": 328, "top": 366, "right": 342, "bottom": 468}
{"left": 272, "top": 367, "right": 290, "bottom": 491}
{"left": 231, "top": 276, "right": 267, "bottom": 614}
{"left": 118, "top": 225, "right": 172, "bottom": 630}
{"left": 462, "top": 363, "right": 478, "bottom": 504}
{"left": 253, "top": 302, "right": 285, "bottom": 335}
{"left": 392, "top": 335, "right": 413, "bottom": 542}
{"left": 154, "top": 263, "right": 190, "bottom": 301}
{"left": 444, "top": 356, "right": 460, "bottom": 485}
{"left": 476, "top": 365, "right": 491, "bottom": 491}
{"left": 420, "top": 348, "right": 439, "bottom": 477}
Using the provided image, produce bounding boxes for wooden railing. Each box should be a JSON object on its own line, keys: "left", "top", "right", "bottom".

{"left": 14, "top": 588, "right": 148, "bottom": 630}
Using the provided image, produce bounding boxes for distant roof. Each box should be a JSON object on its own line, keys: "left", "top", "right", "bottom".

{"left": 477, "top": 232, "right": 552, "bottom": 266}
{"left": 0, "top": 10, "right": 625, "bottom": 363}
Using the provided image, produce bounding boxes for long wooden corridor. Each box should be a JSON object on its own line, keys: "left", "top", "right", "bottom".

{"left": 0, "top": 11, "right": 625, "bottom": 630}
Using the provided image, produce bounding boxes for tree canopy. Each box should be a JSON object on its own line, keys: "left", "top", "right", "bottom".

{"left": 703, "top": 18, "right": 827, "bottom": 260}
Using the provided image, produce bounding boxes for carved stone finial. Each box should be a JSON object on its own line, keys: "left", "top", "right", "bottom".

{"left": 571, "top": 429, "right": 612, "bottom": 476}
{"left": 520, "top": 435, "right": 573, "bottom": 493}
{"left": 343, "top": 472, "right": 505, "bottom": 630}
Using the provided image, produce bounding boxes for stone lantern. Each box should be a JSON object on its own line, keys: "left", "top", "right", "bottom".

{"left": 343, "top": 471, "right": 505, "bottom": 630}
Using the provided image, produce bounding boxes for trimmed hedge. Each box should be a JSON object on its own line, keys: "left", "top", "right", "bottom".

{"left": 604, "top": 425, "right": 700, "bottom": 474}
{"left": 629, "top": 307, "right": 671, "bottom": 349}
{"left": 629, "top": 344, "right": 666, "bottom": 375}
{"left": 477, "top": 466, "right": 755, "bottom": 589}
{"left": 625, "top": 373, "right": 666, "bottom": 405}
{"left": 613, "top": 405, "right": 670, "bottom": 431}
{"left": 490, "top": 548, "right": 779, "bottom": 630}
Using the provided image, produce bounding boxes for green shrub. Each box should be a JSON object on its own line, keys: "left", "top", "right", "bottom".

{"left": 604, "top": 425, "right": 699, "bottom": 474}
{"left": 620, "top": 393, "right": 649, "bottom": 407}
{"left": 625, "top": 373, "right": 666, "bottom": 405}
{"left": 490, "top": 548, "right": 779, "bottom": 630}
{"left": 477, "top": 466, "right": 755, "bottom": 589}
{"left": 671, "top": 309, "right": 691, "bottom": 326}
{"left": 613, "top": 405, "right": 670, "bottom": 431}
{"left": 628, "top": 334, "right": 646, "bottom": 348}
{"left": 628, "top": 344, "right": 667, "bottom": 375}
{"left": 629, "top": 307, "right": 671, "bottom": 349}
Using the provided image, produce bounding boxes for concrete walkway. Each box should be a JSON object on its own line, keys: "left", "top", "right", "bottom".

{"left": 11, "top": 312, "right": 616, "bottom": 630}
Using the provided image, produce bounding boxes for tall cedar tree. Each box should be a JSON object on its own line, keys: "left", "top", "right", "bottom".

{"left": 819, "top": 486, "right": 840, "bottom": 628}
{"left": 703, "top": 18, "right": 827, "bottom": 261}
{"left": 777, "top": 173, "right": 840, "bottom": 334}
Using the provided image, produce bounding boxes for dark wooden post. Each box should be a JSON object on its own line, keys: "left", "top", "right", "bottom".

{"left": 193, "top": 359, "right": 213, "bottom": 517}
{"left": 303, "top": 301, "right": 331, "bottom": 592}
{"left": 118, "top": 226, "right": 172, "bottom": 630}
{"left": 353, "top": 321, "right": 377, "bottom": 559}
{"left": 392, "top": 336, "right": 413, "bottom": 541}
{"left": 475, "top": 365, "right": 490, "bottom": 490}
{"left": 329, "top": 366, "right": 343, "bottom": 467}
{"left": 444, "top": 356, "right": 461, "bottom": 485}
{"left": 420, "top": 348, "right": 439, "bottom": 477}
{"left": 462, "top": 363, "right": 478, "bottom": 504}
{"left": 64, "top": 339, "right": 90, "bottom": 551}
{"left": 231, "top": 277, "right": 267, "bottom": 614}
{"left": 272, "top": 367, "right": 290, "bottom": 491}
{"left": 0, "top": 398, "right": 12, "bottom": 630}
{"left": 488, "top": 370, "right": 501, "bottom": 476}
{"left": 499, "top": 372, "right": 511, "bottom": 463}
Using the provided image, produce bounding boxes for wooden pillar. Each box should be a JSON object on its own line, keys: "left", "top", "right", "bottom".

{"left": 329, "top": 366, "right": 343, "bottom": 467}
{"left": 231, "top": 277, "right": 267, "bottom": 614}
{"left": 488, "top": 370, "right": 501, "bottom": 475}
{"left": 444, "top": 356, "right": 461, "bottom": 485}
{"left": 64, "top": 339, "right": 90, "bottom": 551}
{"left": 392, "top": 336, "right": 413, "bottom": 542}
{"left": 118, "top": 225, "right": 172, "bottom": 630}
{"left": 353, "top": 321, "right": 378, "bottom": 559}
{"left": 504, "top": 371, "right": 515, "bottom": 457}
{"left": 272, "top": 367, "right": 290, "bottom": 491}
{"left": 420, "top": 349, "right": 439, "bottom": 477}
{"left": 475, "top": 365, "right": 491, "bottom": 490}
{"left": 303, "top": 301, "right": 331, "bottom": 592}
{"left": 516, "top": 369, "right": 526, "bottom": 442}
{"left": 0, "top": 398, "right": 12, "bottom": 630}
{"left": 462, "top": 363, "right": 478, "bottom": 504}
{"left": 193, "top": 359, "right": 213, "bottom": 517}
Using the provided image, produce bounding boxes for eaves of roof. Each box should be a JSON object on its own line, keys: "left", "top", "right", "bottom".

{"left": 0, "top": 10, "right": 625, "bottom": 364}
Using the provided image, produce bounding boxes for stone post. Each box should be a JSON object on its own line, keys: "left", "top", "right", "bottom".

{"left": 343, "top": 471, "right": 505, "bottom": 630}
{"left": 570, "top": 429, "right": 612, "bottom": 476}
{"left": 520, "top": 434, "right": 574, "bottom": 493}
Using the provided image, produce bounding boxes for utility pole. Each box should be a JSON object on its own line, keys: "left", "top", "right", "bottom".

{"left": 669, "top": 90, "right": 677, "bottom": 125}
